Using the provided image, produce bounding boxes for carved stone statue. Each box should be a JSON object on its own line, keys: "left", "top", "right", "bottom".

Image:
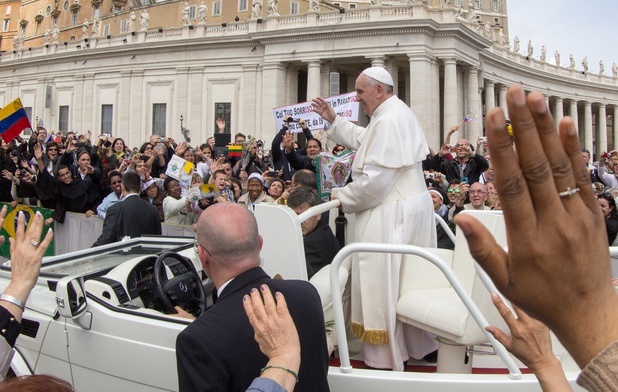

{"left": 526, "top": 40, "right": 533, "bottom": 57}
{"left": 12, "top": 35, "right": 19, "bottom": 50}
{"left": 140, "top": 10, "right": 150, "bottom": 30}
{"left": 44, "top": 28, "right": 51, "bottom": 44}
{"left": 182, "top": 1, "right": 191, "bottom": 26}
{"left": 455, "top": 7, "right": 466, "bottom": 22}
{"left": 82, "top": 19, "right": 89, "bottom": 39}
{"left": 92, "top": 17, "right": 100, "bottom": 36}
{"left": 497, "top": 27, "right": 505, "bottom": 46}
{"left": 513, "top": 36, "right": 520, "bottom": 53}
{"left": 540, "top": 45, "right": 546, "bottom": 62}
{"left": 197, "top": 1, "right": 208, "bottom": 24}
{"left": 613, "top": 63, "right": 617, "bottom": 78}
{"left": 252, "top": 0, "right": 262, "bottom": 18}
{"left": 582, "top": 56, "right": 588, "bottom": 73}
{"left": 599, "top": 60, "right": 604, "bottom": 75}
{"left": 371, "top": 0, "right": 382, "bottom": 5}
{"left": 52, "top": 24, "right": 60, "bottom": 43}
{"left": 554, "top": 50, "right": 560, "bottom": 66}
{"left": 267, "top": 0, "right": 279, "bottom": 16}
{"left": 569, "top": 54, "right": 575, "bottom": 70}
{"left": 309, "top": 0, "right": 320, "bottom": 12}
{"left": 467, "top": 1, "right": 478, "bottom": 23}
{"left": 483, "top": 22, "right": 491, "bottom": 39}
{"left": 128, "top": 11, "right": 136, "bottom": 32}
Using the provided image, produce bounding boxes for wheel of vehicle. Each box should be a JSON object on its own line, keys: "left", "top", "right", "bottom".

{"left": 153, "top": 251, "right": 206, "bottom": 317}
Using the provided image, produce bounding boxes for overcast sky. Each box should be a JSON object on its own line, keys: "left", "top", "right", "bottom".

{"left": 506, "top": 0, "right": 618, "bottom": 73}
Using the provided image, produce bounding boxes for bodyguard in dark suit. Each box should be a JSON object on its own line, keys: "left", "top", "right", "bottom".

{"left": 176, "top": 203, "right": 329, "bottom": 392}
{"left": 92, "top": 172, "right": 162, "bottom": 246}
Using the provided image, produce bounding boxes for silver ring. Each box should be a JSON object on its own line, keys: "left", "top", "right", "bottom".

{"left": 29, "top": 239, "right": 39, "bottom": 247}
{"left": 558, "top": 187, "right": 580, "bottom": 198}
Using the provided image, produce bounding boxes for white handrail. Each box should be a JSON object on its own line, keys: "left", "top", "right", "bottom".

{"left": 434, "top": 213, "right": 456, "bottom": 244}
{"left": 329, "top": 242, "right": 523, "bottom": 379}
{"left": 297, "top": 199, "right": 341, "bottom": 223}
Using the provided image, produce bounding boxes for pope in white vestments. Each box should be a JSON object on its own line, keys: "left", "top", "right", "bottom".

{"left": 312, "top": 67, "right": 438, "bottom": 370}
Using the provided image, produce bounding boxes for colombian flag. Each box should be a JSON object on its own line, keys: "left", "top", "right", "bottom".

{"left": 0, "top": 98, "right": 31, "bottom": 143}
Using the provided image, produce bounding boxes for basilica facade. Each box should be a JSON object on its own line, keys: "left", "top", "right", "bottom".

{"left": 0, "top": 0, "right": 616, "bottom": 157}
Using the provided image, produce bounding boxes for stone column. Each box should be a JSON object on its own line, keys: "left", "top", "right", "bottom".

{"left": 597, "top": 104, "right": 607, "bottom": 158}
{"left": 306, "top": 61, "right": 321, "bottom": 101}
{"left": 466, "top": 66, "right": 481, "bottom": 142}
{"left": 370, "top": 57, "right": 385, "bottom": 68}
{"left": 241, "top": 64, "right": 259, "bottom": 135}
{"left": 569, "top": 99, "right": 579, "bottom": 133}
{"left": 384, "top": 59, "right": 399, "bottom": 96}
{"left": 484, "top": 79, "right": 495, "bottom": 114}
{"left": 408, "top": 53, "right": 438, "bottom": 148}
{"left": 498, "top": 84, "right": 508, "bottom": 119}
{"left": 554, "top": 97, "right": 564, "bottom": 127}
{"left": 188, "top": 68, "right": 204, "bottom": 139}
{"left": 129, "top": 70, "right": 144, "bottom": 140}
{"left": 443, "top": 58, "right": 458, "bottom": 139}
{"left": 119, "top": 70, "right": 131, "bottom": 143}
{"left": 261, "top": 62, "right": 287, "bottom": 140}
{"left": 614, "top": 106, "right": 618, "bottom": 150}
{"left": 82, "top": 73, "right": 95, "bottom": 134}
{"left": 74, "top": 74, "right": 85, "bottom": 131}
{"left": 583, "top": 101, "right": 593, "bottom": 153}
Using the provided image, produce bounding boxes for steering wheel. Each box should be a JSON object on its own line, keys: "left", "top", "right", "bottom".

{"left": 153, "top": 251, "right": 206, "bottom": 317}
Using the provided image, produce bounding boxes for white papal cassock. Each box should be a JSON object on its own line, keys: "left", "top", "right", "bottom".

{"left": 327, "top": 95, "right": 438, "bottom": 371}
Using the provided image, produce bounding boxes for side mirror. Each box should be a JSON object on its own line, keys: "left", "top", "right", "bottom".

{"left": 56, "top": 276, "right": 88, "bottom": 320}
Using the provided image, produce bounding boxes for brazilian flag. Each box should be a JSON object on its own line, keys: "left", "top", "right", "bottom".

{"left": 0, "top": 203, "right": 54, "bottom": 259}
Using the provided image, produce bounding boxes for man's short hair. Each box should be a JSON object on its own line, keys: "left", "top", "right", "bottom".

{"left": 213, "top": 169, "right": 227, "bottom": 179}
{"left": 234, "top": 132, "right": 246, "bottom": 141}
{"left": 163, "top": 176, "right": 177, "bottom": 192}
{"left": 287, "top": 187, "right": 321, "bottom": 209}
{"left": 122, "top": 171, "right": 141, "bottom": 193}
{"left": 307, "top": 138, "right": 322, "bottom": 150}
{"left": 291, "top": 169, "right": 317, "bottom": 190}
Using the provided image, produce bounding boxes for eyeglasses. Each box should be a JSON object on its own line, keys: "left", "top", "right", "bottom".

{"left": 48, "top": 148, "right": 58, "bottom": 152}
{"left": 447, "top": 188, "right": 460, "bottom": 193}
{"left": 468, "top": 190, "right": 487, "bottom": 195}
{"left": 144, "top": 146, "right": 153, "bottom": 150}
{"left": 194, "top": 238, "right": 210, "bottom": 257}
{"left": 454, "top": 144, "right": 469, "bottom": 149}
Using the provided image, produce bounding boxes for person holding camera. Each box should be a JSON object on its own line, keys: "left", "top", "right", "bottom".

{"left": 271, "top": 116, "right": 315, "bottom": 181}
{"left": 429, "top": 137, "right": 489, "bottom": 185}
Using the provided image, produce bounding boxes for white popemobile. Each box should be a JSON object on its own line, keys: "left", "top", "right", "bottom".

{"left": 1, "top": 203, "right": 585, "bottom": 391}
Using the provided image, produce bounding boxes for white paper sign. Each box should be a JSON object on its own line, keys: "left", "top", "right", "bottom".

{"left": 272, "top": 91, "right": 359, "bottom": 133}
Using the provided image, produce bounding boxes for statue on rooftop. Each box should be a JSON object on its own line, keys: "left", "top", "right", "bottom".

{"left": 82, "top": 19, "right": 89, "bottom": 39}
{"left": 252, "top": 0, "right": 262, "bottom": 18}
{"left": 198, "top": 1, "right": 208, "bottom": 24}
{"left": 613, "top": 63, "right": 617, "bottom": 78}
{"left": 554, "top": 50, "right": 560, "bottom": 66}
{"left": 513, "top": 36, "right": 520, "bottom": 53}
{"left": 267, "top": 0, "right": 279, "bottom": 16}
{"left": 92, "top": 17, "right": 100, "bottom": 36}
{"left": 569, "top": 54, "right": 575, "bottom": 70}
{"left": 540, "top": 45, "right": 546, "bottom": 62}
{"left": 527, "top": 40, "right": 533, "bottom": 57}
{"left": 52, "top": 24, "right": 60, "bottom": 43}
{"left": 182, "top": 1, "right": 191, "bottom": 26}
{"left": 309, "top": 0, "right": 320, "bottom": 12}
{"left": 582, "top": 56, "right": 588, "bottom": 73}
{"left": 44, "top": 28, "right": 51, "bottom": 44}
{"left": 128, "top": 11, "right": 136, "bottom": 32}
{"left": 140, "top": 9, "right": 150, "bottom": 30}
{"left": 599, "top": 60, "right": 604, "bottom": 75}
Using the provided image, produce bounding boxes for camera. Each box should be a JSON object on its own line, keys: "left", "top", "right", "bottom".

{"left": 286, "top": 118, "right": 301, "bottom": 123}
{"left": 103, "top": 140, "right": 112, "bottom": 148}
{"left": 425, "top": 172, "right": 434, "bottom": 180}
{"left": 256, "top": 140, "right": 263, "bottom": 148}
{"left": 9, "top": 150, "right": 19, "bottom": 157}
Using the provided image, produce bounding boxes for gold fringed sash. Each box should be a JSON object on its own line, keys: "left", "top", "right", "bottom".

{"left": 352, "top": 322, "right": 389, "bottom": 345}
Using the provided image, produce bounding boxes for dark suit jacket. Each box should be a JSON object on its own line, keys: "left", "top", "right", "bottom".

{"left": 304, "top": 221, "right": 340, "bottom": 279}
{"left": 92, "top": 194, "right": 162, "bottom": 246}
{"left": 176, "top": 267, "right": 330, "bottom": 392}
